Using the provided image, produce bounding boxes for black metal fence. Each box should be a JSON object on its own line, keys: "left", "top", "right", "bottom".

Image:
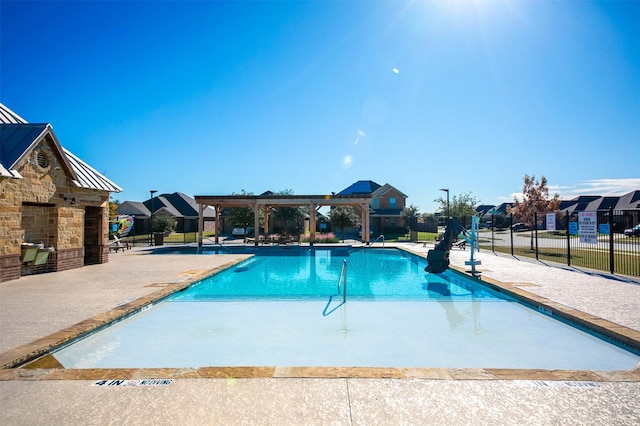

{"left": 477, "top": 208, "right": 640, "bottom": 277}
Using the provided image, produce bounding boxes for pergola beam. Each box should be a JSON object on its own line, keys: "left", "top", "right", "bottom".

{"left": 195, "top": 194, "right": 373, "bottom": 246}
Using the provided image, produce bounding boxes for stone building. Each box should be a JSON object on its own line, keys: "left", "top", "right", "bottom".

{"left": 0, "top": 104, "right": 121, "bottom": 282}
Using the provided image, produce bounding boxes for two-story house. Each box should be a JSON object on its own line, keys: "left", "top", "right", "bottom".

{"left": 337, "top": 180, "right": 408, "bottom": 233}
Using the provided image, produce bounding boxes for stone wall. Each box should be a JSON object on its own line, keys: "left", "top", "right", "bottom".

{"left": 0, "top": 134, "right": 111, "bottom": 282}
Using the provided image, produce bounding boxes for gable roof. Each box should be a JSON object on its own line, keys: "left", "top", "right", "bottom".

{"left": 337, "top": 180, "right": 381, "bottom": 195}
{"left": 558, "top": 191, "right": 640, "bottom": 212}
{"left": 117, "top": 201, "right": 151, "bottom": 218}
{"left": 0, "top": 124, "right": 50, "bottom": 169}
{"left": 0, "top": 103, "right": 27, "bottom": 124}
{"left": 63, "top": 148, "right": 122, "bottom": 192}
{"left": 617, "top": 190, "right": 640, "bottom": 210}
{"left": 372, "top": 183, "right": 407, "bottom": 198}
{"left": 0, "top": 103, "right": 122, "bottom": 192}
{"left": 120, "top": 192, "right": 215, "bottom": 218}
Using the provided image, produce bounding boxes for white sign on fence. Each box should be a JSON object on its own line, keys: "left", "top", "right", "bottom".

{"left": 579, "top": 211, "right": 598, "bottom": 244}
{"left": 546, "top": 213, "right": 556, "bottom": 231}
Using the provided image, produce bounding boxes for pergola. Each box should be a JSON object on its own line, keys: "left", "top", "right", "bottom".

{"left": 194, "top": 194, "right": 373, "bottom": 246}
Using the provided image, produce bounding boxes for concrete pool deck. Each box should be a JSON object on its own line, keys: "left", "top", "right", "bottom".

{"left": 1, "top": 243, "right": 639, "bottom": 424}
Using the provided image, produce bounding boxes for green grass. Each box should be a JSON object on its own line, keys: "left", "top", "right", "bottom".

{"left": 485, "top": 244, "right": 639, "bottom": 276}
{"left": 126, "top": 231, "right": 216, "bottom": 245}
{"left": 388, "top": 232, "right": 439, "bottom": 242}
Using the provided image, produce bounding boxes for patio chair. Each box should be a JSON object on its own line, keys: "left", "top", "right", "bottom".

{"left": 109, "top": 235, "right": 130, "bottom": 253}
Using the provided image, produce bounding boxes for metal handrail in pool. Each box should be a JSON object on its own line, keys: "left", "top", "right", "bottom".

{"left": 337, "top": 259, "right": 347, "bottom": 303}
{"left": 370, "top": 235, "right": 385, "bottom": 248}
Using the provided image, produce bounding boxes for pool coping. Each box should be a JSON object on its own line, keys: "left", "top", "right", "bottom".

{"left": 1, "top": 247, "right": 639, "bottom": 383}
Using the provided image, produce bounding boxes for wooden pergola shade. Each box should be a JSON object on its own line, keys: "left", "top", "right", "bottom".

{"left": 194, "top": 194, "right": 373, "bottom": 245}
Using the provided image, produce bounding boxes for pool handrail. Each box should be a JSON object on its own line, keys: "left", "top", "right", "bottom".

{"left": 337, "top": 259, "right": 347, "bottom": 303}
{"left": 370, "top": 235, "right": 385, "bottom": 248}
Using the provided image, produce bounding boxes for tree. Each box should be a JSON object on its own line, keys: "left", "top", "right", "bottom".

{"left": 152, "top": 214, "right": 175, "bottom": 234}
{"left": 227, "top": 190, "right": 254, "bottom": 241}
{"left": 272, "top": 189, "right": 305, "bottom": 235}
{"left": 108, "top": 199, "right": 120, "bottom": 220}
{"left": 433, "top": 192, "right": 479, "bottom": 227}
{"left": 400, "top": 204, "right": 420, "bottom": 234}
{"left": 509, "top": 174, "right": 561, "bottom": 249}
{"left": 329, "top": 206, "right": 358, "bottom": 242}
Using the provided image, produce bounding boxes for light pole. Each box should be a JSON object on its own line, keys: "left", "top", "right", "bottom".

{"left": 149, "top": 190, "right": 157, "bottom": 245}
{"left": 439, "top": 188, "right": 450, "bottom": 221}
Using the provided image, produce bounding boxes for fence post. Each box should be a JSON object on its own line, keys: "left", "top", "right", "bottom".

{"left": 566, "top": 211, "right": 571, "bottom": 267}
{"left": 609, "top": 207, "right": 615, "bottom": 274}
{"left": 510, "top": 214, "right": 514, "bottom": 257}
{"left": 491, "top": 214, "right": 495, "bottom": 253}
{"left": 534, "top": 211, "right": 539, "bottom": 261}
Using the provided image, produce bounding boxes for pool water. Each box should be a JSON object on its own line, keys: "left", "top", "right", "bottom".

{"left": 53, "top": 248, "right": 640, "bottom": 370}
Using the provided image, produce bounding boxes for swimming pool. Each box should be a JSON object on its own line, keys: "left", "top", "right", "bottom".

{"left": 53, "top": 248, "right": 640, "bottom": 370}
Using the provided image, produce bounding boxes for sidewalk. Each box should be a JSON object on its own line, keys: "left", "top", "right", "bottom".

{"left": 1, "top": 244, "right": 639, "bottom": 425}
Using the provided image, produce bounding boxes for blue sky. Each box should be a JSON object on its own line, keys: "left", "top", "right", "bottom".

{"left": 2, "top": 0, "right": 639, "bottom": 212}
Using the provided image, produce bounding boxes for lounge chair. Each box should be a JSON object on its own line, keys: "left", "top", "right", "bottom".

{"left": 109, "top": 236, "right": 130, "bottom": 253}
{"left": 452, "top": 240, "right": 466, "bottom": 250}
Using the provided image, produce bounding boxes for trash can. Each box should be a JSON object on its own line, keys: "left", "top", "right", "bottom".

{"left": 154, "top": 232, "right": 164, "bottom": 246}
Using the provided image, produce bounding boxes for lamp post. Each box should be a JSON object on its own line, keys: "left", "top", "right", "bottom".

{"left": 149, "top": 190, "right": 157, "bottom": 245}
{"left": 439, "top": 188, "right": 450, "bottom": 221}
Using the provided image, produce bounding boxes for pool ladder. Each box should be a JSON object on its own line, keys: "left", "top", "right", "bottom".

{"left": 323, "top": 260, "right": 347, "bottom": 316}
{"left": 370, "top": 235, "right": 385, "bottom": 248}
{"left": 337, "top": 259, "right": 347, "bottom": 303}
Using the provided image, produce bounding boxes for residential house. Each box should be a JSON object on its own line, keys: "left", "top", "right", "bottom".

{"left": 0, "top": 103, "right": 121, "bottom": 282}
{"left": 558, "top": 191, "right": 640, "bottom": 231}
{"left": 117, "top": 192, "right": 216, "bottom": 235}
{"left": 337, "top": 180, "right": 407, "bottom": 232}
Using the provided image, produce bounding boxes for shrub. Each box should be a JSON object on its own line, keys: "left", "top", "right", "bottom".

{"left": 152, "top": 215, "right": 176, "bottom": 235}
{"left": 300, "top": 232, "right": 339, "bottom": 243}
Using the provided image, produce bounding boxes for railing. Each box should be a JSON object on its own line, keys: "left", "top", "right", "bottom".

{"left": 477, "top": 208, "right": 640, "bottom": 277}
{"left": 370, "top": 235, "right": 385, "bottom": 248}
{"left": 323, "top": 259, "right": 347, "bottom": 316}
{"left": 337, "top": 259, "right": 347, "bottom": 303}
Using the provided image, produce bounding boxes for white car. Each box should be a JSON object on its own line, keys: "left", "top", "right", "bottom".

{"left": 357, "top": 228, "right": 374, "bottom": 237}
{"left": 232, "top": 226, "right": 252, "bottom": 237}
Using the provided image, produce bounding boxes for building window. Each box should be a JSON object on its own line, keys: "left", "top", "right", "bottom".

{"left": 389, "top": 197, "right": 396, "bottom": 208}
{"left": 373, "top": 198, "right": 379, "bottom": 208}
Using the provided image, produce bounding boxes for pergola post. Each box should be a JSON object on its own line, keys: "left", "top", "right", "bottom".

{"left": 214, "top": 205, "right": 221, "bottom": 244}
{"left": 253, "top": 203, "right": 261, "bottom": 246}
{"left": 362, "top": 202, "right": 371, "bottom": 244}
{"left": 309, "top": 203, "right": 317, "bottom": 245}
{"left": 262, "top": 204, "right": 269, "bottom": 237}
{"left": 198, "top": 203, "right": 205, "bottom": 247}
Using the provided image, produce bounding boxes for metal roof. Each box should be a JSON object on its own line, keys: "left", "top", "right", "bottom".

{"left": 0, "top": 103, "right": 121, "bottom": 192}
{"left": 0, "top": 124, "right": 50, "bottom": 173}
{"left": 0, "top": 103, "right": 28, "bottom": 124}
{"left": 337, "top": 180, "right": 382, "bottom": 195}
{"left": 63, "top": 148, "right": 122, "bottom": 193}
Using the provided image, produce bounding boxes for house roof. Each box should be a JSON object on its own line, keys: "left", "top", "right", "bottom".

{"left": 557, "top": 191, "right": 640, "bottom": 212}
{"left": 119, "top": 192, "right": 215, "bottom": 219}
{"left": 337, "top": 180, "right": 382, "bottom": 195}
{"left": 372, "top": 183, "right": 407, "bottom": 198}
{"left": 617, "top": 190, "right": 640, "bottom": 210}
{"left": 0, "top": 124, "right": 48, "bottom": 166}
{"left": 63, "top": 148, "right": 122, "bottom": 192}
{"left": 476, "top": 205, "right": 496, "bottom": 215}
{"left": 0, "top": 103, "right": 27, "bottom": 124}
{"left": 117, "top": 201, "right": 151, "bottom": 218}
{"left": 0, "top": 103, "right": 121, "bottom": 192}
